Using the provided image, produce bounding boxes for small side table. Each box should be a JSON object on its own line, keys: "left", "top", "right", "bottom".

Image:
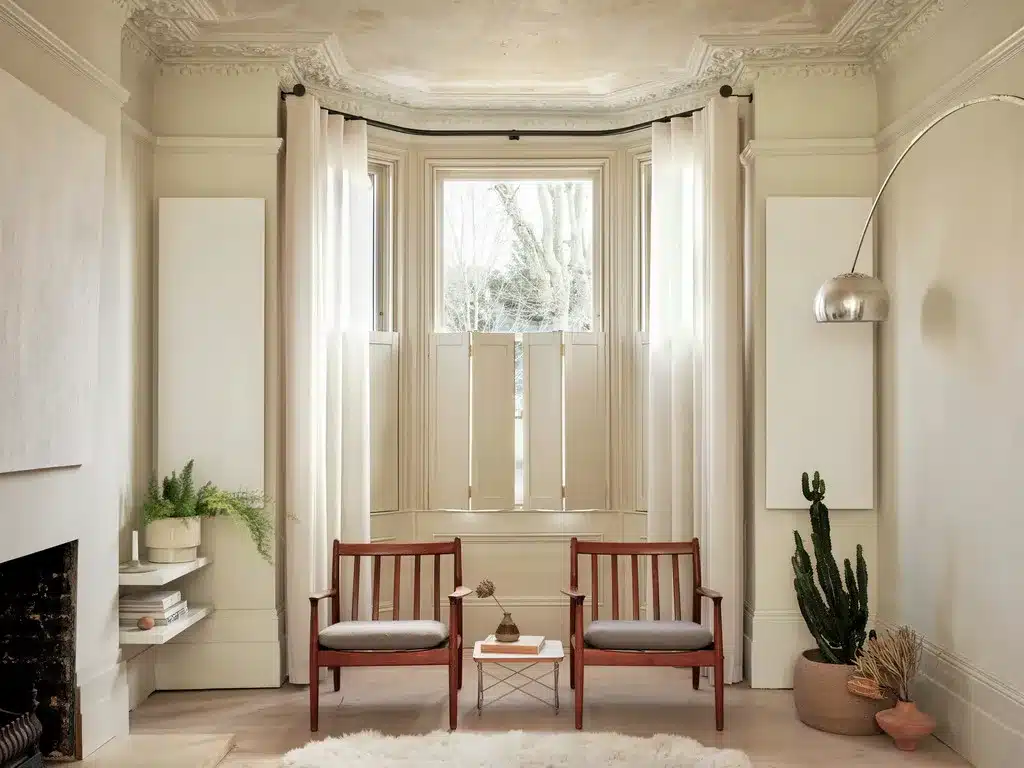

{"left": 473, "top": 639, "right": 564, "bottom": 714}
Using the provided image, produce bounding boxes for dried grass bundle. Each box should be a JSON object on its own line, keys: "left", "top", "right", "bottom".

{"left": 853, "top": 626, "right": 922, "bottom": 702}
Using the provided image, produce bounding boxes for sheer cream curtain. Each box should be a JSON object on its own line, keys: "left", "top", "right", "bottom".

{"left": 283, "top": 94, "right": 372, "bottom": 684}
{"left": 647, "top": 97, "right": 744, "bottom": 684}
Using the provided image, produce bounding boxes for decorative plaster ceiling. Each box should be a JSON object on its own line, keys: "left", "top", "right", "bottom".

{"left": 122, "top": 0, "right": 943, "bottom": 128}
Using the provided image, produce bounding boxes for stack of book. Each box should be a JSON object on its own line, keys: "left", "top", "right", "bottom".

{"left": 120, "top": 589, "right": 188, "bottom": 628}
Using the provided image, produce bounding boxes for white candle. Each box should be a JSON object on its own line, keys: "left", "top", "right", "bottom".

{"left": 131, "top": 530, "right": 139, "bottom": 563}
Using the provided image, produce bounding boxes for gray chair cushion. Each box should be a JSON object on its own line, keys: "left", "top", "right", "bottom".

{"left": 584, "top": 620, "right": 713, "bottom": 651}
{"left": 319, "top": 620, "right": 449, "bottom": 651}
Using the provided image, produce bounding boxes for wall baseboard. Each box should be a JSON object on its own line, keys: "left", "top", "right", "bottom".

{"left": 77, "top": 662, "right": 129, "bottom": 758}
{"left": 875, "top": 621, "right": 1024, "bottom": 767}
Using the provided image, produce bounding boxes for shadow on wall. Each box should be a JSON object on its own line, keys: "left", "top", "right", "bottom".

{"left": 920, "top": 282, "right": 957, "bottom": 343}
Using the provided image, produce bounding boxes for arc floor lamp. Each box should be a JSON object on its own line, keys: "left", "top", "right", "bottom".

{"left": 814, "top": 94, "right": 1024, "bottom": 323}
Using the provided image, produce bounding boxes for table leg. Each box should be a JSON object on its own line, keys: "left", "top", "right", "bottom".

{"left": 554, "top": 661, "right": 560, "bottom": 714}
{"left": 477, "top": 662, "right": 483, "bottom": 714}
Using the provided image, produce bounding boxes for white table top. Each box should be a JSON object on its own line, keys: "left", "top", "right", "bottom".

{"left": 473, "top": 639, "right": 564, "bottom": 661}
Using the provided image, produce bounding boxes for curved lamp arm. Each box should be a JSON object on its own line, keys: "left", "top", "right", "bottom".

{"left": 816, "top": 94, "right": 1024, "bottom": 323}
{"left": 850, "top": 94, "right": 1024, "bottom": 274}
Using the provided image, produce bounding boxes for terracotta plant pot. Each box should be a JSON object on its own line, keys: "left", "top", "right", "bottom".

{"left": 793, "top": 649, "right": 892, "bottom": 735}
{"left": 876, "top": 701, "right": 936, "bottom": 751}
{"left": 145, "top": 517, "right": 201, "bottom": 563}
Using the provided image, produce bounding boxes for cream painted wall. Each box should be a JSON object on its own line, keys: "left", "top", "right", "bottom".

{"left": 150, "top": 68, "right": 285, "bottom": 690}
{"left": 0, "top": 0, "right": 138, "bottom": 756}
{"left": 743, "top": 70, "right": 879, "bottom": 688}
{"left": 875, "top": 1, "right": 1024, "bottom": 763}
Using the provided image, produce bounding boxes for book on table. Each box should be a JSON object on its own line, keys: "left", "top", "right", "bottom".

{"left": 479, "top": 635, "right": 545, "bottom": 654}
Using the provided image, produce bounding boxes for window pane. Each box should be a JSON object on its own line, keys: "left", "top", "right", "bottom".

{"left": 441, "top": 179, "right": 594, "bottom": 332}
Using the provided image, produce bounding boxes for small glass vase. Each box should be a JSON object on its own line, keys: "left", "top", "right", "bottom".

{"left": 494, "top": 611, "right": 520, "bottom": 642}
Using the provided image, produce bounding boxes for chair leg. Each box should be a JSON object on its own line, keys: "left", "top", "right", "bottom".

{"left": 309, "top": 655, "right": 319, "bottom": 732}
{"left": 333, "top": 668, "right": 341, "bottom": 693}
{"left": 714, "top": 659, "right": 724, "bottom": 731}
{"left": 458, "top": 647, "right": 464, "bottom": 690}
{"left": 449, "top": 658, "right": 459, "bottom": 731}
{"left": 569, "top": 645, "right": 575, "bottom": 690}
{"left": 692, "top": 666, "right": 700, "bottom": 690}
{"left": 574, "top": 653, "right": 584, "bottom": 730}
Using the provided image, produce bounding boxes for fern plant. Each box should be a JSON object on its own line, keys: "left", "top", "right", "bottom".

{"left": 142, "top": 459, "right": 273, "bottom": 563}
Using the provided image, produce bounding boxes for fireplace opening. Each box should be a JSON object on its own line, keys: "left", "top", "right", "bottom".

{"left": 0, "top": 541, "right": 77, "bottom": 762}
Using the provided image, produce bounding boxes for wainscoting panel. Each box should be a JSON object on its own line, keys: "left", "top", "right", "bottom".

{"left": 370, "top": 332, "right": 399, "bottom": 512}
{"left": 365, "top": 510, "right": 643, "bottom": 644}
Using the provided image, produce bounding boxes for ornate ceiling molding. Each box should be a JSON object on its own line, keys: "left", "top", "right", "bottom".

{"left": 123, "top": 0, "right": 945, "bottom": 128}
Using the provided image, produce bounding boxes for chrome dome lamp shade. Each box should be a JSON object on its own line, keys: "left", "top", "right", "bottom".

{"left": 813, "top": 273, "right": 890, "bottom": 323}
{"left": 814, "top": 94, "right": 1024, "bottom": 323}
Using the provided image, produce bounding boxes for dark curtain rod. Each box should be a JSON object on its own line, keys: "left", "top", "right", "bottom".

{"left": 283, "top": 83, "right": 751, "bottom": 139}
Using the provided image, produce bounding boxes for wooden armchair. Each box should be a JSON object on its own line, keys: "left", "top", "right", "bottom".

{"left": 308, "top": 539, "right": 471, "bottom": 732}
{"left": 563, "top": 538, "right": 725, "bottom": 731}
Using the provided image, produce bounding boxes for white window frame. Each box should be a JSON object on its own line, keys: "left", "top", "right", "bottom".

{"left": 369, "top": 159, "right": 394, "bottom": 332}
{"left": 430, "top": 162, "right": 606, "bottom": 335}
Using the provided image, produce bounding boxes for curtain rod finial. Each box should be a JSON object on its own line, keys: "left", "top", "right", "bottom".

{"left": 719, "top": 84, "right": 733, "bottom": 98}
{"left": 293, "top": 83, "right": 306, "bottom": 97}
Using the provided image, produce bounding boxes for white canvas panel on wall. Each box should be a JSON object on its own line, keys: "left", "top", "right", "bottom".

{"left": 523, "top": 332, "right": 563, "bottom": 510}
{"left": 0, "top": 67, "right": 106, "bottom": 474}
{"left": 157, "top": 198, "right": 265, "bottom": 490}
{"left": 370, "top": 331, "right": 399, "bottom": 512}
{"left": 471, "top": 332, "right": 515, "bottom": 509}
{"left": 429, "top": 333, "right": 470, "bottom": 509}
{"left": 765, "top": 196, "right": 874, "bottom": 510}
{"left": 564, "top": 332, "right": 607, "bottom": 510}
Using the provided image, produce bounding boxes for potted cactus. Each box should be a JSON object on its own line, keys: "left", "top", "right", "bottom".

{"left": 791, "top": 471, "right": 891, "bottom": 735}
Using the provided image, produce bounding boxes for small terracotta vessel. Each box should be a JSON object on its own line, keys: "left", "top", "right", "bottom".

{"left": 875, "top": 700, "right": 936, "bottom": 751}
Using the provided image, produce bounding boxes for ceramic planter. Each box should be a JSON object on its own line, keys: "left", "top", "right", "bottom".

{"left": 145, "top": 517, "right": 201, "bottom": 563}
{"left": 876, "top": 701, "right": 937, "bottom": 750}
{"left": 793, "top": 649, "right": 892, "bottom": 735}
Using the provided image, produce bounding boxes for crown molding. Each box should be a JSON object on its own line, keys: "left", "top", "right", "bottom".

{"left": 0, "top": 0, "right": 130, "bottom": 105}
{"left": 154, "top": 136, "right": 284, "bottom": 155}
{"left": 740, "top": 137, "right": 877, "bottom": 166}
{"left": 876, "top": 22, "right": 1024, "bottom": 149}
{"left": 123, "top": 0, "right": 945, "bottom": 125}
{"left": 874, "top": 0, "right": 946, "bottom": 64}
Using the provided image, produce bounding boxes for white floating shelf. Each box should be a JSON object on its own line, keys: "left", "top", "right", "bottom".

{"left": 118, "top": 557, "right": 210, "bottom": 587}
{"left": 119, "top": 605, "right": 212, "bottom": 645}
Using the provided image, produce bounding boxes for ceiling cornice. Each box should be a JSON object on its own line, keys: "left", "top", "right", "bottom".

{"left": 123, "top": 0, "right": 945, "bottom": 129}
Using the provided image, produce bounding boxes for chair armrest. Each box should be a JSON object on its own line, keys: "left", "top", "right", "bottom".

{"left": 449, "top": 586, "right": 473, "bottom": 601}
{"left": 697, "top": 586, "right": 723, "bottom": 603}
{"left": 309, "top": 589, "right": 337, "bottom": 605}
{"left": 561, "top": 588, "right": 586, "bottom": 602}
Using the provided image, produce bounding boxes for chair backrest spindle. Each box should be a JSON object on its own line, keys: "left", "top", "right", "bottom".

{"left": 610, "top": 554, "right": 620, "bottom": 620}
{"left": 651, "top": 553, "right": 661, "bottom": 620}
{"left": 590, "top": 553, "right": 599, "bottom": 621}
{"left": 671, "top": 554, "right": 682, "bottom": 620}
{"left": 372, "top": 555, "right": 382, "bottom": 620}
{"left": 433, "top": 553, "right": 441, "bottom": 620}
{"left": 392, "top": 555, "right": 402, "bottom": 620}
{"left": 631, "top": 554, "right": 640, "bottom": 619}
{"left": 413, "top": 554, "right": 422, "bottom": 620}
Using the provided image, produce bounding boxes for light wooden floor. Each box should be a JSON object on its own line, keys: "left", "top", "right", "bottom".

{"left": 130, "top": 666, "right": 968, "bottom": 767}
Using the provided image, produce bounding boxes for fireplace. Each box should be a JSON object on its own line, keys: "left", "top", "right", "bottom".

{"left": 0, "top": 541, "right": 77, "bottom": 762}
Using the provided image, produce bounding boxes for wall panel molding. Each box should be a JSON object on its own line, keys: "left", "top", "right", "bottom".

{"left": 154, "top": 136, "right": 284, "bottom": 155}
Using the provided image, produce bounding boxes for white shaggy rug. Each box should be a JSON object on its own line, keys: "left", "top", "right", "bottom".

{"left": 281, "top": 730, "right": 751, "bottom": 767}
